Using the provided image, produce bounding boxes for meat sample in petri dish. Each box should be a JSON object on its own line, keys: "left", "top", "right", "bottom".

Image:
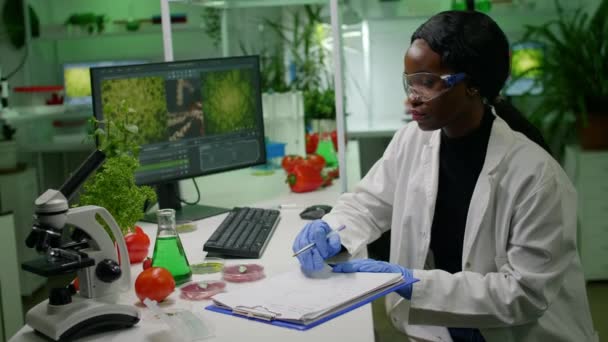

{"left": 222, "top": 264, "right": 265, "bottom": 282}
{"left": 180, "top": 280, "right": 226, "bottom": 300}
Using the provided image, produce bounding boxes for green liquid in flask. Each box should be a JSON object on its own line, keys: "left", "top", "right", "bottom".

{"left": 152, "top": 236, "right": 192, "bottom": 285}
{"left": 316, "top": 139, "right": 338, "bottom": 167}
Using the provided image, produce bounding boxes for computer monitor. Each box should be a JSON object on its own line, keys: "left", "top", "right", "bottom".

{"left": 90, "top": 56, "right": 267, "bottom": 222}
{"left": 63, "top": 60, "right": 146, "bottom": 106}
{"left": 504, "top": 41, "right": 544, "bottom": 96}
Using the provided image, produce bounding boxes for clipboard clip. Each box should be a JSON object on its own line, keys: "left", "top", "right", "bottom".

{"left": 233, "top": 305, "right": 280, "bottom": 321}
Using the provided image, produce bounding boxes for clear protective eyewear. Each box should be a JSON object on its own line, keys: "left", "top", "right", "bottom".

{"left": 402, "top": 72, "right": 466, "bottom": 102}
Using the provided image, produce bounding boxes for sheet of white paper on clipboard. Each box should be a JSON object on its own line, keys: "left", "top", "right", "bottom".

{"left": 210, "top": 269, "right": 413, "bottom": 325}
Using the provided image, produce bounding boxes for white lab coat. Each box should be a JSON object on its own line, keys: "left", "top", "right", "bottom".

{"left": 323, "top": 113, "right": 598, "bottom": 341}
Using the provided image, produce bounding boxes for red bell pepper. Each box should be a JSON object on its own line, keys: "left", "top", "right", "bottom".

{"left": 305, "top": 154, "right": 326, "bottom": 171}
{"left": 306, "top": 132, "right": 319, "bottom": 154}
{"left": 330, "top": 130, "right": 338, "bottom": 152}
{"left": 281, "top": 154, "right": 304, "bottom": 173}
{"left": 286, "top": 163, "right": 324, "bottom": 193}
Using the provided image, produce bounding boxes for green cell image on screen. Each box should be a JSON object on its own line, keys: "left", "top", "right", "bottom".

{"left": 201, "top": 69, "right": 256, "bottom": 135}
{"left": 100, "top": 77, "right": 168, "bottom": 146}
{"left": 64, "top": 67, "right": 92, "bottom": 98}
{"left": 511, "top": 45, "right": 543, "bottom": 78}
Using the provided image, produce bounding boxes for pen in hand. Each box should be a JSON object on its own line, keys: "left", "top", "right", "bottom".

{"left": 292, "top": 224, "right": 346, "bottom": 257}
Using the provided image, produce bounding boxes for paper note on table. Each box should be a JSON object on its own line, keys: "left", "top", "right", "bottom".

{"left": 211, "top": 269, "right": 409, "bottom": 324}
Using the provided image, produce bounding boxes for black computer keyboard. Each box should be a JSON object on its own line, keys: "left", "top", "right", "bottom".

{"left": 203, "top": 207, "right": 281, "bottom": 258}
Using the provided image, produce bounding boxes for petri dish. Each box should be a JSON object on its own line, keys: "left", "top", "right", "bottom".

{"left": 176, "top": 223, "right": 197, "bottom": 233}
{"left": 180, "top": 280, "right": 226, "bottom": 300}
{"left": 190, "top": 258, "right": 225, "bottom": 274}
{"left": 222, "top": 264, "right": 265, "bottom": 283}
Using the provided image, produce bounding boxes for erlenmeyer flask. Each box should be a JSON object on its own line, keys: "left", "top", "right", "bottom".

{"left": 316, "top": 133, "right": 338, "bottom": 167}
{"left": 152, "top": 209, "right": 192, "bottom": 285}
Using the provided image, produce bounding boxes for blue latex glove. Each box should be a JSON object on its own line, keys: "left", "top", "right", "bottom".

{"left": 292, "top": 220, "right": 342, "bottom": 272}
{"left": 332, "top": 259, "right": 414, "bottom": 300}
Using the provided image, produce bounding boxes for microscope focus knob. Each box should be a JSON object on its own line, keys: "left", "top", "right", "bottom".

{"left": 49, "top": 287, "right": 72, "bottom": 306}
{"left": 96, "top": 259, "right": 122, "bottom": 283}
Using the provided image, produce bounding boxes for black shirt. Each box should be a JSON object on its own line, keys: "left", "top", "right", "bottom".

{"left": 429, "top": 108, "right": 495, "bottom": 274}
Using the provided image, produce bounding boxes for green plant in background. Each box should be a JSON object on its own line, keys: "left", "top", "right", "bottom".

{"left": 100, "top": 77, "right": 168, "bottom": 146}
{"left": 64, "top": 13, "right": 107, "bottom": 34}
{"left": 240, "top": 42, "right": 290, "bottom": 93}
{"left": 522, "top": 0, "right": 608, "bottom": 155}
{"left": 202, "top": 7, "right": 222, "bottom": 48}
{"left": 265, "top": 5, "right": 336, "bottom": 122}
{"left": 201, "top": 69, "right": 256, "bottom": 134}
{"left": 304, "top": 88, "right": 336, "bottom": 120}
{"left": 79, "top": 103, "right": 156, "bottom": 236}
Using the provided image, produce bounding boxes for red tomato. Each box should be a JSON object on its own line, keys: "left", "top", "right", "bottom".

{"left": 135, "top": 267, "right": 175, "bottom": 303}
{"left": 142, "top": 257, "right": 153, "bottom": 270}
{"left": 124, "top": 231, "right": 150, "bottom": 263}
{"left": 281, "top": 155, "right": 304, "bottom": 173}
{"left": 134, "top": 226, "right": 150, "bottom": 245}
{"left": 305, "top": 154, "right": 326, "bottom": 171}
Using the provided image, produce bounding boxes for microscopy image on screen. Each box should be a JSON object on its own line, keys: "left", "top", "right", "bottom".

{"left": 165, "top": 78, "right": 205, "bottom": 141}
{"left": 200, "top": 69, "right": 256, "bottom": 135}
{"left": 100, "top": 77, "right": 168, "bottom": 146}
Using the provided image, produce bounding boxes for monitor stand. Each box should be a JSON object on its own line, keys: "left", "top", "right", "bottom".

{"left": 141, "top": 181, "right": 229, "bottom": 223}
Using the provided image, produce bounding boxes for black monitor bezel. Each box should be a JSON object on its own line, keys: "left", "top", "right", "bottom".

{"left": 90, "top": 55, "right": 267, "bottom": 186}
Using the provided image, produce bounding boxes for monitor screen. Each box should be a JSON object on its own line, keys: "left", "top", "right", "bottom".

{"left": 504, "top": 41, "right": 544, "bottom": 96}
{"left": 90, "top": 56, "right": 266, "bottom": 221}
{"left": 63, "top": 60, "right": 146, "bottom": 105}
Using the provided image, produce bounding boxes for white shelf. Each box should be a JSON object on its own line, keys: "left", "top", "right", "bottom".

{"left": 171, "top": 0, "right": 326, "bottom": 8}
{"left": 33, "top": 23, "right": 206, "bottom": 42}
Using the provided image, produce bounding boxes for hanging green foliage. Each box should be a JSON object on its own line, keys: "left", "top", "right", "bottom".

{"left": 1, "top": 0, "right": 40, "bottom": 49}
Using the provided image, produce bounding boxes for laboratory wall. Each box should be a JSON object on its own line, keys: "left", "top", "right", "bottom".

{"left": 342, "top": 0, "right": 603, "bottom": 124}
{"left": 1, "top": 0, "right": 281, "bottom": 106}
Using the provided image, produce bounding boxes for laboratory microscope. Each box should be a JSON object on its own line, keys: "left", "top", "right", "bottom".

{"left": 22, "top": 150, "right": 140, "bottom": 341}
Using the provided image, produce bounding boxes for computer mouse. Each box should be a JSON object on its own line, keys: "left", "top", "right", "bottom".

{"left": 299, "top": 204, "right": 333, "bottom": 220}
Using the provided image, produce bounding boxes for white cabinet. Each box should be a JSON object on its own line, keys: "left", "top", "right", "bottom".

{"left": 0, "top": 213, "right": 24, "bottom": 340}
{"left": 0, "top": 168, "right": 45, "bottom": 295}
{"left": 564, "top": 146, "right": 608, "bottom": 281}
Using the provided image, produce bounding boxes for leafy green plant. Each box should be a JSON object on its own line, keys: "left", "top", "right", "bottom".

{"left": 79, "top": 104, "right": 156, "bottom": 235}
{"left": 264, "top": 5, "right": 335, "bottom": 121}
{"left": 521, "top": 0, "right": 608, "bottom": 153}
{"left": 304, "top": 88, "right": 335, "bottom": 120}
{"left": 202, "top": 7, "right": 222, "bottom": 48}
{"left": 240, "top": 42, "right": 290, "bottom": 93}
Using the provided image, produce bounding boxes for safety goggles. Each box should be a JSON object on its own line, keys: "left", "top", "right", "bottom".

{"left": 402, "top": 72, "right": 467, "bottom": 102}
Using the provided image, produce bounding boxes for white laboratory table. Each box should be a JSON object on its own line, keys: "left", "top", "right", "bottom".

{"left": 10, "top": 145, "right": 373, "bottom": 342}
